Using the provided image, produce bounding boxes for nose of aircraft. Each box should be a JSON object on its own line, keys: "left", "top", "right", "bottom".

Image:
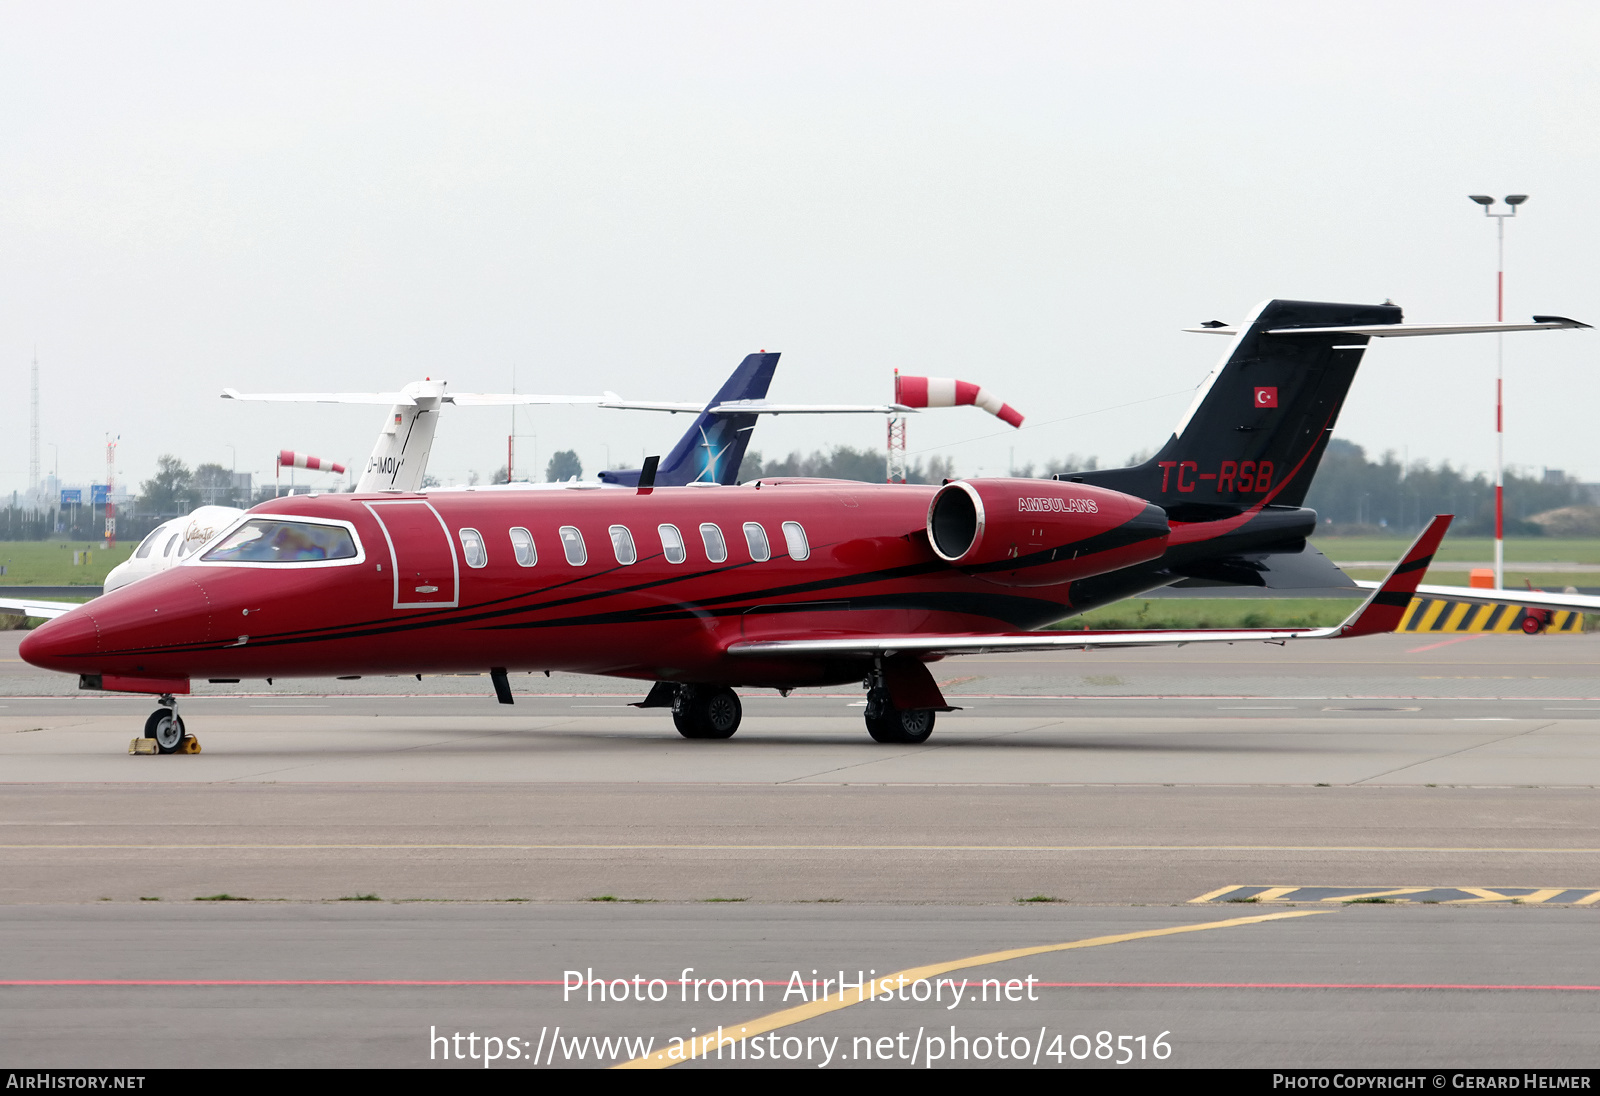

{"left": 18, "top": 607, "right": 99, "bottom": 673}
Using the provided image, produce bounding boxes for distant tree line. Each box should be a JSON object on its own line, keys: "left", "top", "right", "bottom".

{"left": 1301, "top": 439, "right": 1583, "bottom": 535}
{"left": 14, "top": 438, "right": 1576, "bottom": 544}
{"left": 994, "top": 440, "right": 1584, "bottom": 535}
{"left": 740, "top": 447, "right": 955, "bottom": 485}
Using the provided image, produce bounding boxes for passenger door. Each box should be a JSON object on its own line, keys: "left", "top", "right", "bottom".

{"left": 363, "top": 500, "right": 459, "bottom": 609}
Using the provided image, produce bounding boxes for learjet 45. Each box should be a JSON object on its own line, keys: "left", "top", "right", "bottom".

{"left": 19, "top": 466, "right": 1450, "bottom": 751}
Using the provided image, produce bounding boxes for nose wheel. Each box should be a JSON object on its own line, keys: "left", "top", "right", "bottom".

{"left": 141, "top": 696, "right": 199, "bottom": 754}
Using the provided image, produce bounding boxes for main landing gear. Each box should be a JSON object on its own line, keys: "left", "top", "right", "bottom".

{"left": 863, "top": 686, "right": 936, "bottom": 744}
{"left": 135, "top": 695, "right": 200, "bottom": 755}
{"left": 859, "top": 658, "right": 952, "bottom": 744}
{"left": 671, "top": 685, "right": 743, "bottom": 740}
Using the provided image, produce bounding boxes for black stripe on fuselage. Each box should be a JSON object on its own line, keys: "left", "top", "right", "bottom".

{"left": 92, "top": 510, "right": 1160, "bottom": 659}
{"left": 89, "top": 542, "right": 1052, "bottom": 660}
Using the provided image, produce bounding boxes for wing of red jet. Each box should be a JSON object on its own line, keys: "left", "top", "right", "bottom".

{"left": 728, "top": 515, "right": 1450, "bottom": 659}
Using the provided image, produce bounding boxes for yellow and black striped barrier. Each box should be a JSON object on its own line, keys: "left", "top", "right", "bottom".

{"left": 1399, "top": 596, "right": 1582, "bottom": 634}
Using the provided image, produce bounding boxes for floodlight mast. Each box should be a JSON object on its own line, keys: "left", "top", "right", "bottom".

{"left": 1469, "top": 193, "right": 1526, "bottom": 589}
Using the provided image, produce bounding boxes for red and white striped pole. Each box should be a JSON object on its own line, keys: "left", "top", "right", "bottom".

{"left": 1470, "top": 194, "right": 1524, "bottom": 589}
{"left": 1495, "top": 210, "right": 1504, "bottom": 590}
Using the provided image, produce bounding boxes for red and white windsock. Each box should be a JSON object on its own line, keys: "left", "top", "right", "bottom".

{"left": 894, "top": 373, "right": 1024, "bottom": 428}
{"left": 277, "top": 450, "right": 346, "bottom": 475}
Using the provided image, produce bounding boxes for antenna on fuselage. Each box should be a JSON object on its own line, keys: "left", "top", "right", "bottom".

{"left": 637, "top": 455, "right": 660, "bottom": 494}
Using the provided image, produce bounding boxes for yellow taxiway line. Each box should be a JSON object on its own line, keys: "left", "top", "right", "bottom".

{"left": 615, "top": 909, "right": 1326, "bottom": 1069}
{"left": 4, "top": 843, "right": 1600, "bottom": 853}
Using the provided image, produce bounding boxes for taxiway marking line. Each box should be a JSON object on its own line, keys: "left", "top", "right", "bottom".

{"left": 1407, "top": 635, "right": 1491, "bottom": 654}
{"left": 7, "top": 979, "right": 1599, "bottom": 991}
{"left": 1192, "top": 885, "right": 1600, "bottom": 904}
{"left": 7, "top": 844, "right": 1600, "bottom": 853}
{"left": 615, "top": 909, "right": 1325, "bottom": 1069}
{"left": 1318, "top": 887, "right": 1431, "bottom": 902}
{"left": 1188, "top": 884, "right": 1244, "bottom": 903}
{"left": 1017, "top": 982, "right": 1600, "bottom": 990}
{"left": 3, "top": 979, "right": 570, "bottom": 986}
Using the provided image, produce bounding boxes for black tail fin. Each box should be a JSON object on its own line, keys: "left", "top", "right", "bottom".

{"left": 1069, "top": 299, "right": 1401, "bottom": 518}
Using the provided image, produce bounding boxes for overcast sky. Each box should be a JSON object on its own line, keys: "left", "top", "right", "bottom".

{"left": 3, "top": 1, "right": 1598, "bottom": 495}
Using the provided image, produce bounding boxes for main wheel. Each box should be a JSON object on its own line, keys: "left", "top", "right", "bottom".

{"left": 672, "top": 686, "right": 742, "bottom": 740}
{"left": 143, "top": 709, "right": 187, "bottom": 755}
{"left": 863, "top": 689, "right": 935, "bottom": 744}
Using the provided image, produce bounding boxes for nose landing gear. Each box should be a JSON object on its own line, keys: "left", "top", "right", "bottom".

{"left": 135, "top": 695, "right": 200, "bottom": 755}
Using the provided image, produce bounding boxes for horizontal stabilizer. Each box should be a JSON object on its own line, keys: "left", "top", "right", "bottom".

{"left": 444, "top": 393, "right": 608, "bottom": 406}
{"left": 706, "top": 400, "right": 912, "bottom": 415}
{"left": 222, "top": 388, "right": 417, "bottom": 405}
{"left": 595, "top": 396, "right": 913, "bottom": 415}
{"left": 226, "top": 388, "right": 909, "bottom": 415}
{"left": 1185, "top": 317, "right": 1591, "bottom": 337}
{"left": 224, "top": 387, "right": 609, "bottom": 407}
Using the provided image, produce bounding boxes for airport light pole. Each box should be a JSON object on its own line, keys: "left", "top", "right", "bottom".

{"left": 1469, "top": 193, "right": 1527, "bottom": 589}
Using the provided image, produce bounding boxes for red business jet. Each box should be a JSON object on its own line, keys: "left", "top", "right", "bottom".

{"left": 19, "top": 461, "right": 1448, "bottom": 752}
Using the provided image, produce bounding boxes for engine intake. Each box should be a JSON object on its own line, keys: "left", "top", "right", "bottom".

{"left": 926, "top": 478, "right": 1169, "bottom": 587}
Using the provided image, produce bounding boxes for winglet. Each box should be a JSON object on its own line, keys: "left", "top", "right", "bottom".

{"left": 1333, "top": 515, "right": 1452, "bottom": 637}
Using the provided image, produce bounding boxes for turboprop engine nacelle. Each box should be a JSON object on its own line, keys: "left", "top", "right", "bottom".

{"left": 926, "top": 478, "right": 1169, "bottom": 588}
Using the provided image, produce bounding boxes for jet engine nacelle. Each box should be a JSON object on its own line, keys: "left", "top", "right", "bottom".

{"left": 925, "top": 478, "right": 1169, "bottom": 587}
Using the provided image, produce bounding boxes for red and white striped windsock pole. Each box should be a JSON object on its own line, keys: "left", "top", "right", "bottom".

{"left": 276, "top": 451, "right": 347, "bottom": 497}
{"left": 894, "top": 373, "right": 1024, "bottom": 428}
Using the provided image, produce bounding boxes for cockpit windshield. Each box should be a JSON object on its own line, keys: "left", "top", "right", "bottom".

{"left": 202, "top": 520, "right": 358, "bottom": 563}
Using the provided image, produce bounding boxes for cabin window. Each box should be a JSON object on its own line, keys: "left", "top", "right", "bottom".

{"left": 743, "top": 522, "right": 770, "bottom": 562}
{"left": 699, "top": 523, "right": 727, "bottom": 563}
{"left": 202, "top": 519, "right": 358, "bottom": 563}
{"left": 610, "top": 525, "right": 637, "bottom": 565}
{"left": 658, "top": 524, "right": 685, "bottom": 564}
{"left": 163, "top": 534, "right": 181, "bottom": 558}
{"left": 458, "top": 528, "right": 487, "bottom": 568}
{"left": 782, "top": 521, "right": 810, "bottom": 561}
{"left": 509, "top": 527, "right": 537, "bottom": 567}
{"left": 559, "top": 526, "right": 587, "bottom": 566}
{"left": 134, "top": 528, "right": 163, "bottom": 559}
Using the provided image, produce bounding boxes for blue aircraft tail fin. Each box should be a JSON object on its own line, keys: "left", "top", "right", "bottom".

{"left": 599, "top": 352, "right": 780, "bottom": 486}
